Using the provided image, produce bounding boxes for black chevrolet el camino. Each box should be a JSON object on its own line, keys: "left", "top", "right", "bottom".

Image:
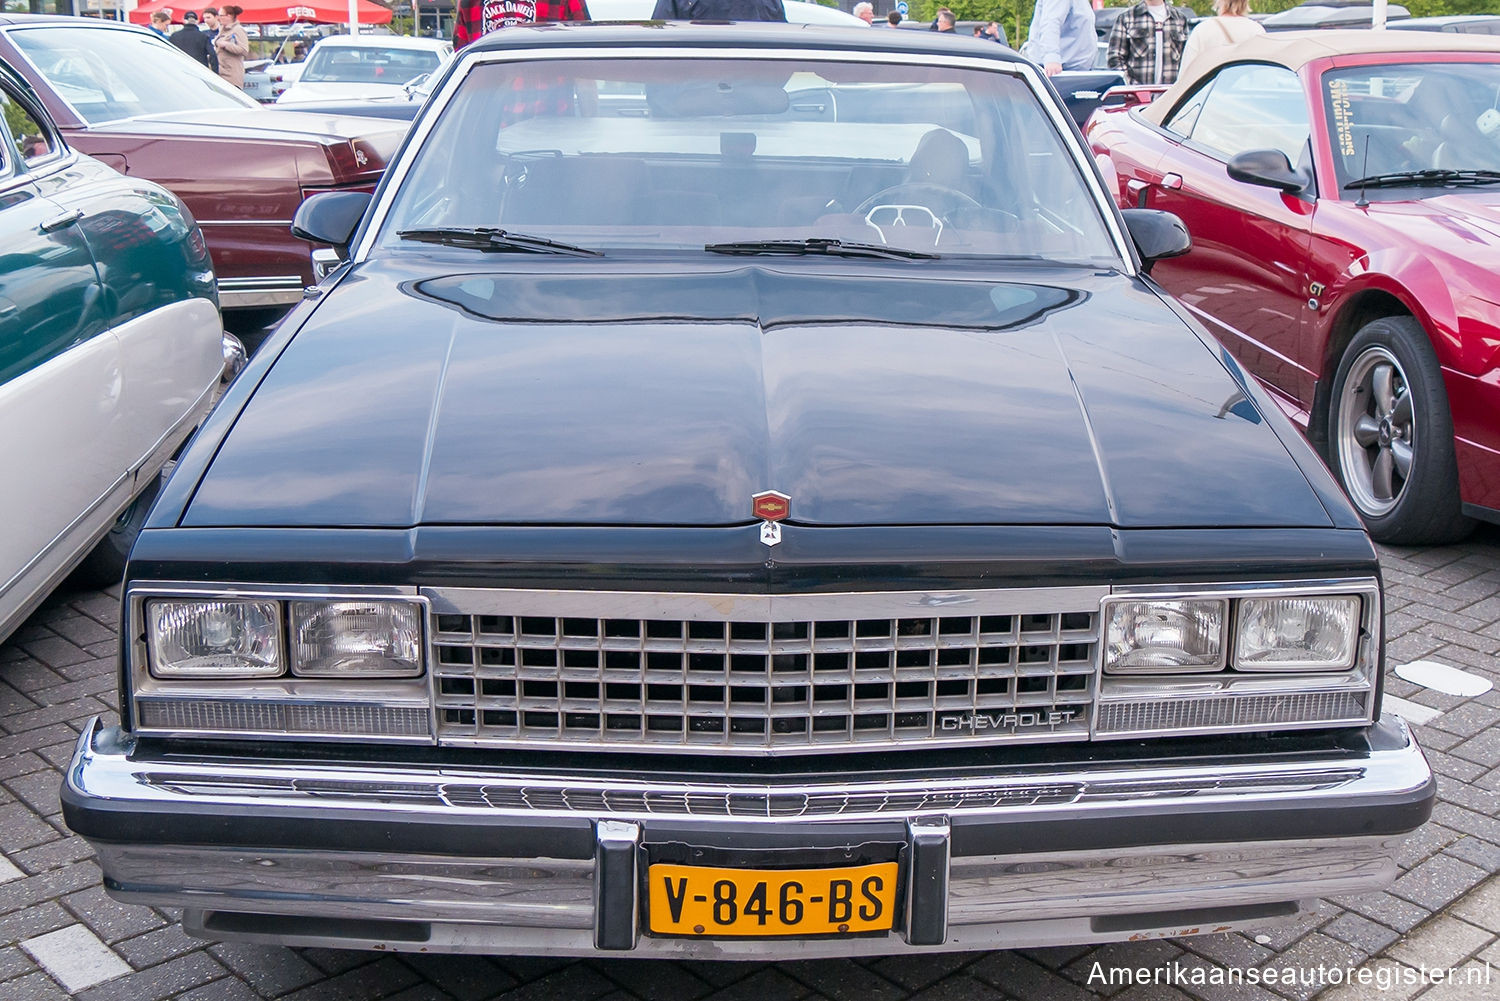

{"left": 62, "top": 24, "right": 1434, "bottom": 958}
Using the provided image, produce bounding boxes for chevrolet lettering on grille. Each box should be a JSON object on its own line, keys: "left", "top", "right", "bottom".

{"left": 938, "top": 709, "right": 1081, "bottom": 733}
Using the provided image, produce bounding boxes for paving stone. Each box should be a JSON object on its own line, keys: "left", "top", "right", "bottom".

{"left": 1102, "top": 984, "right": 1195, "bottom": 1001}
{"left": 0, "top": 943, "right": 38, "bottom": 981}
{"left": 44, "top": 616, "right": 115, "bottom": 650}
{"left": 974, "top": 950, "right": 1095, "bottom": 1001}
{"left": 1313, "top": 960, "right": 1424, "bottom": 1001}
{"left": 1016, "top": 945, "right": 1092, "bottom": 971}
{"left": 1321, "top": 912, "right": 1401, "bottom": 955}
{"left": 1446, "top": 838, "right": 1500, "bottom": 874}
{"left": 209, "top": 942, "right": 326, "bottom": 997}
{"left": 2, "top": 971, "right": 73, "bottom": 1001}
{"left": 1394, "top": 823, "right": 1462, "bottom": 870}
{"left": 1424, "top": 748, "right": 1490, "bottom": 783}
{"left": 1384, "top": 915, "right": 1493, "bottom": 971}
{"left": 778, "top": 959, "right": 907, "bottom": 1001}
{"left": 382, "top": 986, "right": 463, "bottom": 1001}
{"left": 74, "top": 950, "right": 227, "bottom": 1001}
{"left": 1156, "top": 954, "right": 1284, "bottom": 1001}
{"left": 296, "top": 948, "right": 380, "bottom": 977}
{"left": 20, "top": 923, "right": 131, "bottom": 993}
{"left": 1062, "top": 941, "right": 1183, "bottom": 994}
{"left": 1256, "top": 933, "right": 1363, "bottom": 1001}
{"left": 176, "top": 978, "right": 273, "bottom": 1001}
{"left": 902, "top": 975, "right": 1009, "bottom": 1001}
{"left": 62, "top": 885, "right": 167, "bottom": 944}
{"left": 112, "top": 924, "right": 207, "bottom": 968}
{"left": 872, "top": 953, "right": 983, "bottom": 992}
{"left": 1451, "top": 729, "right": 1500, "bottom": 768}
{"left": 483, "top": 963, "right": 623, "bottom": 1001}
{"left": 591, "top": 956, "right": 709, "bottom": 1001}
{"left": 1451, "top": 875, "right": 1500, "bottom": 933}
{"left": 11, "top": 834, "right": 95, "bottom": 875}
{"left": 0, "top": 900, "right": 77, "bottom": 949}
{"left": 693, "top": 969, "right": 811, "bottom": 1001}
{"left": 274, "top": 955, "right": 423, "bottom": 1001}
{"left": 1180, "top": 934, "right": 1274, "bottom": 971}
{"left": 18, "top": 637, "right": 92, "bottom": 671}
{"left": 1388, "top": 854, "right": 1490, "bottom": 911}
{"left": 0, "top": 862, "right": 100, "bottom": 917}
{"left": 0, "top": 802, "right": 62, "bottom": 855}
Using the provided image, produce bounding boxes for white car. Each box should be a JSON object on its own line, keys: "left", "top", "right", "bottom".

{"left": 587, "top": 0, "right": 869, "bottom": 25}
{"left": 275, "top": 35, "right": 452, "bottom": 104}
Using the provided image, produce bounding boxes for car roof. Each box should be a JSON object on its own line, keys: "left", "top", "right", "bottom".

{"left": 309, "top": 34, "right": 451, "bottom": 51}
{"left": 462, "top": 20, "right": 1030, "bottom": 62}
{"left": 1140, "top": 28, "right": 1500, "bottom": 125}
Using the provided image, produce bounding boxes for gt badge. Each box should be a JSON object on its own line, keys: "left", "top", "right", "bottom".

{"left": 752, "top": 490, "right": 790, "bottom": 547}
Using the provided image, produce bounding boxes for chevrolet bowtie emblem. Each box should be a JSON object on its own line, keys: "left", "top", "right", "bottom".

{"left": 752, "top": 491, "right": 790, "bottom": 547}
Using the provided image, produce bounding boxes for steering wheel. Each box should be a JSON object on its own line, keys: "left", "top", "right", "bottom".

{"left": 854, "top": 183, "right": 986, "bottom": 246}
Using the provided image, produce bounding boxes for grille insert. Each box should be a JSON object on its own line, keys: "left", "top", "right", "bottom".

{"left": 429, "top": 592, "right": 1100, "bottom": 754}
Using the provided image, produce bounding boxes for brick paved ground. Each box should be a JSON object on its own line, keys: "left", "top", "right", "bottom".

{"left": 3, "top": 530, "right": 1498, "bottom": 1000}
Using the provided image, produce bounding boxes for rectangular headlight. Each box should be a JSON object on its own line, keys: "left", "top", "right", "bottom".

{"left": 289, "top": 600, "right": 423, "bottom": 677}
{"left": 1104, "top": 599, "right": 1225, "bottom": 673}
{"left": 148, "top": 599, "right": 284, "bottom": 678}
{"left": 1234, "top": 595, "right": 1361, "bottom": 671}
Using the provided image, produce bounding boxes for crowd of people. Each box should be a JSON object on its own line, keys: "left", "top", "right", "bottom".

{"left": 149, "top": 6, "right": 253, "bottom": 90}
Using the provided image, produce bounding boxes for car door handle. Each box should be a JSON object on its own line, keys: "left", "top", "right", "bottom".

{"left": 39, "top": 209, "right": 84, "bottom": 233}
{"left": 1126, "top": 178, "right": 1151, "bottom": 208}
{"left": 1160, "top": 173, "right": 1183, "bottom": 190}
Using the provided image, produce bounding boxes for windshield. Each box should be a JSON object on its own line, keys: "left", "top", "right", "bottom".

{"left": 8, "top": 26, "right": 257, "bottom": 124}
{"left": 300, "top": 44, "right": 444, "bottom": 86}
{"left": 377, "top": 57, "right": 1118, "bottom": 262}
{"left": 1324, "top": 60, "right": 1500, "bottom": 193}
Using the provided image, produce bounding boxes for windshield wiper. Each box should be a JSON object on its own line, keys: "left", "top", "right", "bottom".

{"left": 1343, "top": 169, "right": 1500, "bottom": 190}
{"left": 397, "top": 227, "right": 602, "bottom": 257}
{"left": 704, "top": 238, "right": 939, "bottom": 261}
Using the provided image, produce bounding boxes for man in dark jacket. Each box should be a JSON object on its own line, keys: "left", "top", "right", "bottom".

{"left": 650, "top": 0, "right": 785, "bottom": 20}
{"left": 171, "top": 12, "right": 218, "bottom": 73}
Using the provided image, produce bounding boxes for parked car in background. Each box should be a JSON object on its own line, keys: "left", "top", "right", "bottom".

{"left": 0, "top": 15, "right": 406, "bottom": 318}
{"left": 0, "top": 57, "right": 225, "bottom": 644}
{"left": 1088, "top": 30, "right": 1500, "bottom": 544}
{"left": 61, "top": 22, "right": 1432, "bottom": 960}
{"left": 1261, "top": 3, "right": 1410, "bottom": 30}
{"left": 1389, "top": 15, "right": 1500, "bottom": 35}
{"left": 275, "top": 35, "right": 451, "bottom": 105}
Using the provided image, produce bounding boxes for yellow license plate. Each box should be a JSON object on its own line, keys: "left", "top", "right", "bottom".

{"left": 647, "top": 862, "right": 899, "bottom": 937}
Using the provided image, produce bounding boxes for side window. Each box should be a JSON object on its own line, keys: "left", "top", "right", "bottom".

{"left": 1163, "top": 79, "right": 1214, "bottom": 140}
{"left": 1181, "top": 63, "right": 1309, "bottom": 163}
{"left": 0, "top": 84, "right": 60, "bottom": 168}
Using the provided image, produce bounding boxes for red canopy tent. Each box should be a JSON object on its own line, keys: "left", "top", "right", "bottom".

{"left": 128, "top": 0, "right": 393, "bottom": 25}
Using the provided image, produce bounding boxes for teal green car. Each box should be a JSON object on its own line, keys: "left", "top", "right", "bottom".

{"left": 0, "top": 58, "right": 225, "bottom": 643}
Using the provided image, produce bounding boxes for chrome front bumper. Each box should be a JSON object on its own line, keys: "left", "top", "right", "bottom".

{"left": 62, "top": 716, "right": 1435, "bottom": 958}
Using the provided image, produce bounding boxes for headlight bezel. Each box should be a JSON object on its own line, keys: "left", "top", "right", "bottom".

{"left": 127, "top": 582, "right": 432, "bottom": 744}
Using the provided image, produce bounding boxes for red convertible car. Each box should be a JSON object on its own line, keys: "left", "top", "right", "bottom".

{"left": 0, "top": 15, "right": 405, "bottom": 316}
{"left": 1088, "top": 31, "right": 1500, "bottom": 544}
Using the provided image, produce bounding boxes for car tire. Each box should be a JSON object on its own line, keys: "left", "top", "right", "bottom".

{"left": 71, "top": 470, "right": 163, "bottom": 588}
{"left": 1327, "top": 316, "right": 1474, "bottom": 545}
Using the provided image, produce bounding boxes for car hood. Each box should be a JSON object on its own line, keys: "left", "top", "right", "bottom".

{"left": 1366, "top": 190, "right": 1500, "bottom": 256}
{"left": 87, "top": 107, "right": 408, "bottom": 145}
{"left": 183, "top": 261, "right": 1333, "bottom": 530}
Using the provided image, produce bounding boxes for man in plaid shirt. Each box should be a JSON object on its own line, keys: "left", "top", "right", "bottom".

{"left": 1106, "top": 0, "right": 1191, "bottom": 87}
{"left": 453, "top": 0, "right": 590, "bottom": 50}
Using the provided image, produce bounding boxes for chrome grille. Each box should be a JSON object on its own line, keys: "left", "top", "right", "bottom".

{"left": 426, "top": 588, "right": 1103, "bottom": 755}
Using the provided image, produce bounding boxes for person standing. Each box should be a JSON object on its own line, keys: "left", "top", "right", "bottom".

{"left": 172, "top": 11, "right": 219, "bottom": 71}
{"left": 1180, "top": 0, "right": 1263, "bottom": 75}
{"left": 1107, "top": 0, "right": 1191, "bottom": 86}
{"left": 213, "top": 5, "right": 251, "bottom": 90}
{"left": 201, "top": 7, "right": 220, "bottom": 42}
{"left": 984, "top": 20, "right": 1008, "bottom": 45}
{"left": 853, "top": 2, "right": 874, "bottom": 24}
{"left": 885, "top": 10, "right": 901, "bottom": 25}
{"left": 148, "top": 11, "right": 172, "bottom": 38}
{"left": 934, "top": 8, "right": 958, "bottom": 32}
{"left": 453, "top": 0, "right": 592, "bottom": 50}
{"left": 1025, "top": 0, "right": 1096, "bottom": 75}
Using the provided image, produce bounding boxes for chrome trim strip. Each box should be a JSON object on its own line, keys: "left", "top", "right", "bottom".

{"left": 352, "top": 46, "right": 1136, "bottom": 271}
{"left": 71, "top": 715, "right": 1431, "bottom": 825}
{"left": 423, "top": 585, "right": 1110, "bottom": 620}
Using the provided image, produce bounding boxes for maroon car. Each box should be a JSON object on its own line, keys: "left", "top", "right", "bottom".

{"left": 0, "top": 15, "right": 405, "bottom": 316}
{"left": 1088, "top": 30, "right": 1500, "bottom": 545}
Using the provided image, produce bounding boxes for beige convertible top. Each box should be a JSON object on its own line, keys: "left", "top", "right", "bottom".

{"left": 1141, "top": 29, "right": 1500, "bottom": 125}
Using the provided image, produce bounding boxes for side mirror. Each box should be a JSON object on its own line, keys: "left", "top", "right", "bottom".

{"left": 291, "top": 190, "right": 373, "bottom": 259}
{"left": 1120, "top": 208, "right": 1191, "bottom": 272}
{"left": 1226, "top": 149, "right": 1311, "bottom": 195}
